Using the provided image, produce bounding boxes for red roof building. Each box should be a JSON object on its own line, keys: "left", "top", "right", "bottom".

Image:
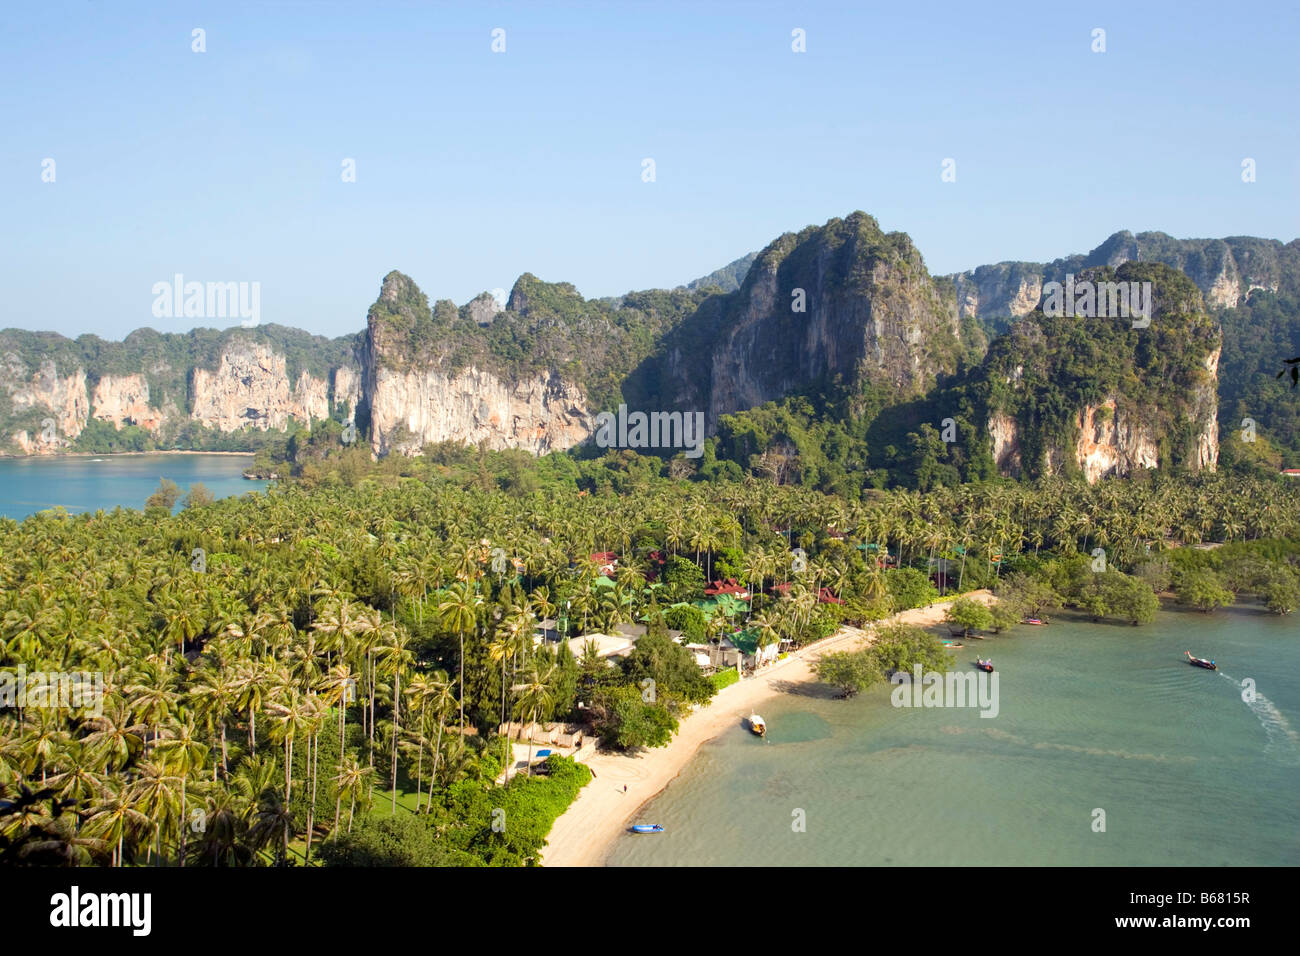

{"left": 704, "top": 578, "right": 751, "bottom": 598}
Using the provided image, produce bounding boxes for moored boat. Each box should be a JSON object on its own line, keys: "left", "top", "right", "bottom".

{"left": 748, "top": 713, "right": 766, "bottom": 737}
{"left": 975, "top": 659, "right": 994, "bottom": 673}
{"left": 1185, "top": 650, "right": 1217, "bottom": 670}
{"left": 630, "top": 824, "right": 664, "bottom": 834}
{"left": 1023, "top": 617, "right": 1046, "bottom": 625}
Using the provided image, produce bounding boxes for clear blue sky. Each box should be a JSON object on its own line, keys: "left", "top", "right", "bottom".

{"left": 3, "top": 0, "right": 1297, "bottom": 340}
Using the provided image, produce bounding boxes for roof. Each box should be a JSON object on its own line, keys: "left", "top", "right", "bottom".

{"left": 564, "top": 633, "right": 635, "bottom": 658}
{"left": 727, "top": 629, "right": 780, "bottom": 659}
{"left": 728, "top": 628, "right": 762, "bottom": 655}
{"left": 694, "top": 593, "right": 749, "bottom": 617}
{"left": 704, "top": 578, "right": 751, "bottom": 597}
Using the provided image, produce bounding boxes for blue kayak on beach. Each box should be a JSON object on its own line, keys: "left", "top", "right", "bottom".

{"left": 630, "top": 824, "right": 664, "bottom": 834}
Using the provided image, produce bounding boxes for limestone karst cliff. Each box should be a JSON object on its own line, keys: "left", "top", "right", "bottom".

{"left": 979, "top": 263, "right": 1221, "bottom": 482}
{"left": 634, "top": 212, "right": 966, "bottom": 428}
{"left": 189, "top": 342, "right": 331, "bottom": 433}
{"left": 355, "top": 271, "right": 596, "bottom": 457}
{"left": 0, "top": 326, "right": 358, "bottom": 455}
{"left": 948, "top": 232, "right": 1300, "bottom": 323}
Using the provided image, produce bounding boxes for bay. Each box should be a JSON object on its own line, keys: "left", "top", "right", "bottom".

{"left": 0, "top": 454, "right": 268, "bottom": 520}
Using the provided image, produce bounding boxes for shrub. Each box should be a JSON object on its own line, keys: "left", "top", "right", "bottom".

{"left": 710, "top": 666, "right": 740, "bottom": 692}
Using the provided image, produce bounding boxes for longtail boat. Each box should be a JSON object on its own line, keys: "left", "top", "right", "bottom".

{"left": 1185, "top": 651, "right": 1217, "bottom": 670}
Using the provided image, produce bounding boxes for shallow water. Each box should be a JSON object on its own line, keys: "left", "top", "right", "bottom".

{"left": 605, "top": 607, "right": 1300, "bottom": 866}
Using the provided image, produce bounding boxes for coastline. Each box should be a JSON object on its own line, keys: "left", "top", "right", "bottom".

{"left": 540, "top": 589, "right": 995, "bottom": 867}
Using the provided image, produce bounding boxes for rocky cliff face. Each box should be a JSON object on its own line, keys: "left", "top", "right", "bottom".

{"left": 365, "top": 363, "right": 591, "bottom": 456}
{"left": 4, "top": 358, "right": 89, "bottom": 452}
{"left": 987, "top": 411, "right": 1022, "bottom": 475}
{"left": 981, "top": 265, "right": 1221, "bottom": 483}
{"left": 987, "top": 396, "right": 1214, "bottom": 484}
{"left": 1070, "top": 402, "right": 1161, "bottom": 482}
{"left": 333, "top": 365, "right": 362, "bottom": 418}
{"left": 951, "top": 264, "right": 1044, "bottom": 322}
{"left": 189, "top": 342, "right": 330, "bottom": 432}
{"left": 90, "top": 374, "right": 166, "bottom": 432}
{"left": 359, "top": 271, "right": 593, "bottom": 456}
{"left": 1191, "top": 347, "right": 1221, "bottom": 471}
{"left": 651, "top": 212, "right": 964, "bottom": 427}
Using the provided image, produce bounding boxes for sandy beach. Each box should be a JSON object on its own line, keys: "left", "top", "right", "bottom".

{"left": 540, "top": 589, "right": 995, "bottom": 866}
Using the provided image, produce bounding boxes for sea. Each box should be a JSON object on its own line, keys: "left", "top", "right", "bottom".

{"left": 0, "top": 454, "right": 268, "bottom": 521}
{"left": 604, "top": 607, "right": 1300, "bottom": 866}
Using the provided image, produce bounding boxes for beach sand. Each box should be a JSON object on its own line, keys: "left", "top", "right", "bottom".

{"left": 540, "top": 589, "right": 995, "bottom": 866}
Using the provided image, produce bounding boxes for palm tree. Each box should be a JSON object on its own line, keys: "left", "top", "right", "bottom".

{"left": 128, "top": 760, "right": 185, "bottom": 864}
{"left": 438, "top": 581, "right": 483, "bottom": 732}
{"left": 427, "top": 674, "right": 456, "bottom": 793}
{"left": 190, "top": 668, "right": 238, "bottom": 778}
{"left": 512, "top": 663, "right": 555, "bottom": 777}
{"left": 81, "top": 697, "right": 144, "bottom": 773}
{"left": 376, "top": 625, "right": 413, "bottom": 815}
{"left": 84, "top": 781, "right": 149, "bottom": 867}
{"left": 488, "top": 632, "right": 513, "bottom": 768}
{"left": 152, "top": 716, "right": 208, "bottom": 866}
{"left": 332, "top": 755, "right": 375, "bottom": 834}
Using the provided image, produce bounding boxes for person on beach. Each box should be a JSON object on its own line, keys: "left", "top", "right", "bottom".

{"left": 623, "top": 784, "right": 628, "bottom": 793}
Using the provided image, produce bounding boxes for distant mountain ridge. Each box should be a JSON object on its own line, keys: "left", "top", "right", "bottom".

{"left": 2, "top": 215, "right": 1297, "bottom": 483}
{"left": 944, "top": 231, "right": 1300, "bottom": 335}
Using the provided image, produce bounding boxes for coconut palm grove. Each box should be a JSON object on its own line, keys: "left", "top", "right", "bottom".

{"left": 2, "top": 431, "right": 1299, "bottom": 866}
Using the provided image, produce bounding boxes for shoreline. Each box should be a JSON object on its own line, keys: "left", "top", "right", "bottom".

{"left": 540, "top": 589, "right": 995, "bottom": 867}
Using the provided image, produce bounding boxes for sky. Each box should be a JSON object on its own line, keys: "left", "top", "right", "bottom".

{"left": 2, "top": 0, "right": 1297, "bottom": 340}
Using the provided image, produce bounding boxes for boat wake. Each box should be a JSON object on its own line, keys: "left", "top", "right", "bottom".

{"left": 1218, "top": 671, "right": 1300, "bottom": 764}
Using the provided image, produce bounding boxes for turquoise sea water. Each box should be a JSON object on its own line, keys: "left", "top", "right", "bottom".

{"left": 0, "top": 454, "right": 268, "bottom": 520}
{"left": 605, "top": 608, "right": 1300, "bottom": 866}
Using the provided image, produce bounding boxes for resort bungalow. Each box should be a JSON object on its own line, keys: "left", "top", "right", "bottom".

{"left": 724, "top": 629, "right": 779, "bottom": 670}
{"left": 683, "top": 642, "right": 716, "bottom": 672}
{"left": 533, "top": 618, "right": 562, "bottom": 643}
{"left": 703, "top": 578, "right": 751, "bottom": 600}
{"left": 589, "top": 551, "right": 619, "bottom": 575}
{"left": 561, "top": 631, "right": 636, "bottom": 660}
{"left": 694, "top": 592, "right": 750, "bottom": 619}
